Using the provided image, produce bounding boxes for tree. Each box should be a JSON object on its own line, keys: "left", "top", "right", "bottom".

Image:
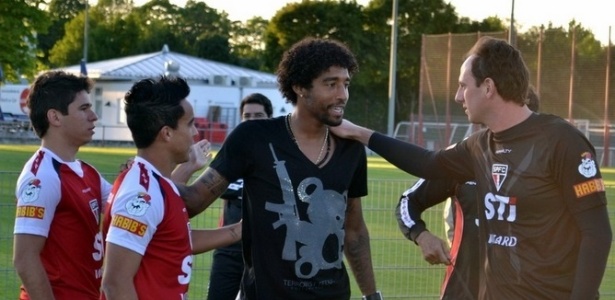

{"left": 177, "top": 0, "right": 234, "bottom": 63}
{"left": 130, "top": 0, "right": 184, "bottom": 55}
{"left": 50, "top": 0, "right": 236, "bottom": 66}
{"left": 518, "top": 22, "right": 609, "bottom": 120}
{"left": 262, "top": 0, "right": 505, "bottom": 131}
{"left": 231, "top": 17, "right": 269, "bottom": 69}
{"left": 0, "top": 0, "right": 49, "bottom": 81}
{"left": 263, "top": 0, "right": 369, "bottom": 72}
{"left": 263, "top": 0, "right": 381, "bottom": 126}
{"left": 49, "top": 0, "right": 143, "bottom": 66}
{"left": 38, "top": 0, "right": 86, "bottom": 67}
{"left": 362, "top": 0, "right": 504, "bottom": 131}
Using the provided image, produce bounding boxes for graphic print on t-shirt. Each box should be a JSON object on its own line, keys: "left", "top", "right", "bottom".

{"left": 264, "top": 144, "right": 346, "bottom": 279}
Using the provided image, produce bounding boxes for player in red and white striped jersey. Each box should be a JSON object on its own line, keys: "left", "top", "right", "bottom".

{"left": 13, "top": 71, "right": 112, "bottom": 300}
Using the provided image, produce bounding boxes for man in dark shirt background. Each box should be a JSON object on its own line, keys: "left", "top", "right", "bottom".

{"left": 206, "top": 93, "right": 273, "bottom": 300}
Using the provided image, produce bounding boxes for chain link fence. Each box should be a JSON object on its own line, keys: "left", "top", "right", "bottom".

{"left": 409, "top": 31, "right": 614, "bottom": 166}
{"left": 0, "top": 171, "right": 614, "bottom": 299}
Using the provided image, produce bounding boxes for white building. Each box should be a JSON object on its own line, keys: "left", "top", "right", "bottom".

{"left": 0, "top": 83, "right": 30, "bottom": 121}
{"left": 0, "top": 45, "right": 293, "bottom": 143}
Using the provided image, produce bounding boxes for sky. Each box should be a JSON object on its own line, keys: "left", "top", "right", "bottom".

{"left": 129, "top": 0, "right": 613, "bottom": 46}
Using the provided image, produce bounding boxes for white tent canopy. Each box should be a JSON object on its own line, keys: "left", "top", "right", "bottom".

{"left": 61, "top": 45, "right": 278, "bottom": 86}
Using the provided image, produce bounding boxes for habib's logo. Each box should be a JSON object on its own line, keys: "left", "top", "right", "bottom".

{"left": 111, "top": 215, "right": 147, "bottom": 237}
{"left": 16, "top": 205, "right": 45, "bottom": 219}
{"left": 492, "top": 164, "right": 508, "bottom": 192}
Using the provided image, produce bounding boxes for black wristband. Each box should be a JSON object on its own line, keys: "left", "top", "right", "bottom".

{"left": 362, "top": 291, "right": 383, "bottom": 300}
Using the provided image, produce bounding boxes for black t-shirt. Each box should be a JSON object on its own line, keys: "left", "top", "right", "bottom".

{"left": 210, "top": 116, "right": 368, "bottom": 300}
{"left": 218, "top": 178, "right": 243, "bottom": 252}
{"left": 375, "top": 113, "right": 608, "bottom": 299}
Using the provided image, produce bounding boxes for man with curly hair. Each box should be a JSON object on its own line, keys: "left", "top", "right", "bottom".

{"left": 178, "top": 37, "right": 382, "bottom": 300}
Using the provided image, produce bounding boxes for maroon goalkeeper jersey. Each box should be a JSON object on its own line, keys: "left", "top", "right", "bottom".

{"left": 371, "top": 112, "right": 609, "bottom": 299}
{"left": 439, "top": 113, "right": 607, "bottom": 299}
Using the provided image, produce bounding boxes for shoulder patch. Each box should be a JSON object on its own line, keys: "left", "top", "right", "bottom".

{"left": 578, "top": 152, "right": 597, "bottom": 178}
{"left": 21, "top": 179, "right": 42, "bottom": 203}
{"left": 125, "top": 192, "right": 151, "bottom": 217}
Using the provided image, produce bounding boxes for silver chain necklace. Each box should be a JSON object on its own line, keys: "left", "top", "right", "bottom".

{"left": 285, "top": 114, "right": 330, "bottom": 166}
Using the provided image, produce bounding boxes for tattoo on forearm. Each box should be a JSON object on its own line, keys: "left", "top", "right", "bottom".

{"left": 180, "top": 168, "right": 229, "bottom": 217}
{"left": 345, "top": 230, "right": 376, "bottom": 293}
{"left": 198, "top": 170, "right": 227, "bottom": 196}
{"left": 346, "top": 233, "right": 369, "bottom": 270}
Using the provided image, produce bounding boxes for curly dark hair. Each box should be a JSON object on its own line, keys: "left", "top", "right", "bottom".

{"left": 276, "top": 37, "right": 358, "bottom": 105}
{"left": 124, "top": 76, "right": 190, "bottom": 148}
{"left": 466, "top": 36, "right": 530, "bottom": 106}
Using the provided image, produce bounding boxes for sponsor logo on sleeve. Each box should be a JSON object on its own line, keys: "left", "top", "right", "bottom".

{"left": 125, "top": 192, "right": 151, "bottom": 217}
{"left": 21, "top": 179, "right": 41, "bottom": 203}
{"left": 491, "top": 164, "right": 508, "bottom": 191}
{"left": 578, "top": 152, "right": 597, "bottom": 178}
{"left": 573, "top": 178, "right": 605, "bottom": 198}
{"left": 111, "top": 215, "right": 147, "bottom": 237}
{"left": 16, "top": 206, "right": 45, "bottom": 219}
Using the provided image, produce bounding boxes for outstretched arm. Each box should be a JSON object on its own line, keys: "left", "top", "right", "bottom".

{"left": 177, "top": 167, "right": 229, "bottom": 218}
{"left": 331, "top": 120, "right": 445, "bottom": 179}
{"left": 329, "top": 119, "right": 374, "bottom": 145}
{"left": 191, "top": 221, "right": 242, "bottom": 254}
{"left": 344, "top": 197, "right": 378, "bottom": 296}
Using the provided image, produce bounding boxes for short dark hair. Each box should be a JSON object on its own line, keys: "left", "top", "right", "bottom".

{"left": 277, "top": 37, "right": 358, "bottom": 105}
{"left": 466, "top": 36, "right": 530, "bottom": 106}
{"left": 527, "top": 86, "right": 540, "bottom": 112}
{"left": 28, "top": 71, "right": 94, "bottom": 138}
{"left": 124, "top": 76, "right": 190, "bottom": 148}
{"left": 240, "top": 93, "right": 273, "bottom": 117}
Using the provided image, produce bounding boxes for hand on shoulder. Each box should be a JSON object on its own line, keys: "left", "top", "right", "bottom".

{"left": 330, "top": 119, "right": 373, "bottom": 145}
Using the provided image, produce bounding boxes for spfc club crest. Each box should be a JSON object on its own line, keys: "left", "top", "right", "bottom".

{"left": 492, "top": 164, "right": 508, "bottom": 191}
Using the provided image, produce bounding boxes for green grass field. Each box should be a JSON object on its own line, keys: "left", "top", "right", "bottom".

{"left": 0, "top": 144, "right": 613, "bottom": 299}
